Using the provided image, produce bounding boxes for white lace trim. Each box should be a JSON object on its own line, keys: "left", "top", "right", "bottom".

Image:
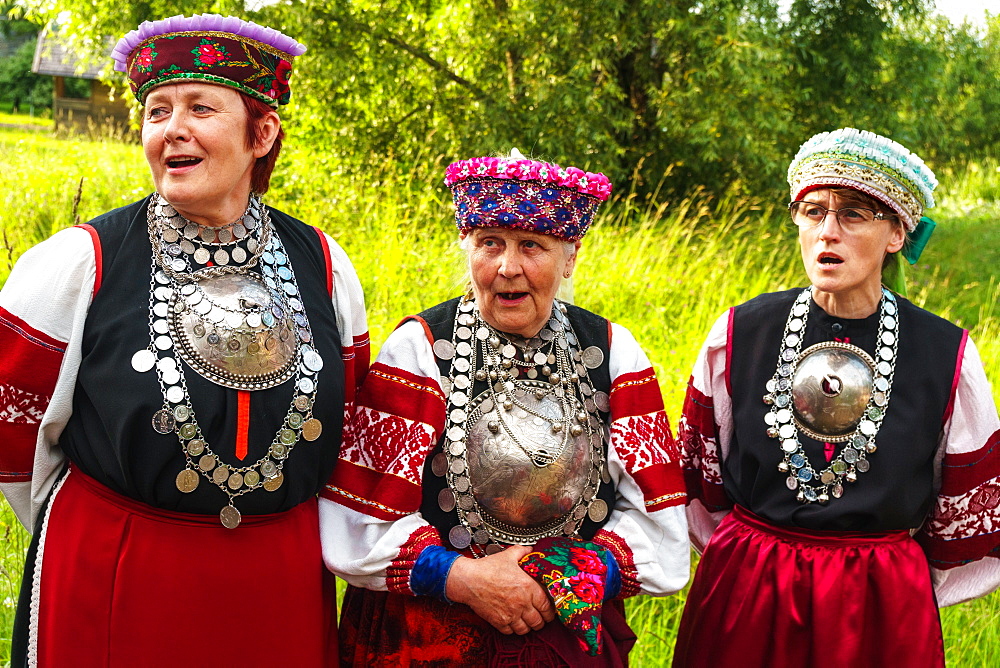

{"left": 26, "top": 470, "right": 69, "bottom": 667}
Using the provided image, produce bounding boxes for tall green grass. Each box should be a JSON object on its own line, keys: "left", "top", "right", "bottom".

{"left": 1, "top": 126, "right": 998, "bottom": 665}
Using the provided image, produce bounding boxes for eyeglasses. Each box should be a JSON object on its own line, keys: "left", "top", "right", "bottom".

{"left": 788, "top": 201, "right": 897, "bottom": 231}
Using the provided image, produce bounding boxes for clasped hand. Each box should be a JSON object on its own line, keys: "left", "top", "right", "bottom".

{"left": 444, "top": 545, "right": 556, "bottom": 635}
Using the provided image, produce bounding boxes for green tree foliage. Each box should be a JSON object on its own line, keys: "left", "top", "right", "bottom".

{"left": 0, "top": 39, "right": 52, "bottom": 111}
{"left": 16, "top": 0, "right": 1000, "bottom": 199}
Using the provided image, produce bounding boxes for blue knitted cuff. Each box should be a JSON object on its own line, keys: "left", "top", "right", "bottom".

{"left": 604, "top": 550, "right": 622, "bottom": 600}
{"left": 411, "top": 545, "right": 461, "bottom": 602}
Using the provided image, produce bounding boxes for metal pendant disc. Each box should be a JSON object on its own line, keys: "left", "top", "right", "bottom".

{"left": 449, "top": 525, "right": 472, "bottom": 549}
{"left": 132, "top": 349, "right": 157, "bottom": 373}
{"left": 263, "top": 471, "right": 284, "bottom": 492}
{"left": 220, "top": 505, "right": 241, "bottom": 529}
{"left": 301, "top": 418, "right": 323, "bottom": 441}
{"left": 587, "top": 498, "right": 609, "bottom": 522}
{"left": 433, "top": 339, "right": 456, "bottom": 360}
{"left": 791, "top": 342, "right": 874, "bottom": 441}
{"left": 581, "top": 346, "right": 604, "bottom": 369}
{"left": 175, "top": 469, "right": 200, "bottom": 493}
{"left": 152, "top": 409, "right": 176, "bottom": 434}
{"left": 431, "top": 453, "right": 448, "bottom": 477}
{"left": 438, "top": 488, "right": 457, "bottom": 512}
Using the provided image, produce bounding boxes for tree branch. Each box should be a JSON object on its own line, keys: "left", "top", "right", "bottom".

{"left": 322, "top": 10, "right": 489, "bottom": 100}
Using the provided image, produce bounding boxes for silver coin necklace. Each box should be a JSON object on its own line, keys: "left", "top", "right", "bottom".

{"left": 131, "top": 194, "right": 324, "bottom": 528}
{"left": 763, "top": 287, "right": 899, "bottom": 503}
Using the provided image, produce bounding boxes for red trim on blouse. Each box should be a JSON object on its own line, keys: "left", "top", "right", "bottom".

{"left": 401, "top": 314, "right": 436, "bottom": 349}
{"left": 312, "top": 227, "right": 334, "bottom": 298}
{"left": 725, "top": 307, "right": 735, "bottom": 396}
{"left": 75, "top": 223, "right": 102, "bottom": 298}
{"left": 942, "top": 330, "right": 969, "bottom": 427}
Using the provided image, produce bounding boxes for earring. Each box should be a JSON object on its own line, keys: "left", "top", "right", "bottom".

{"left": 563, "top": 271, "right": 572, "bottom": 278}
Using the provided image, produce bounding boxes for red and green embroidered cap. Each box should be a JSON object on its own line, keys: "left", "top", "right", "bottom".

{"left": 112, "top": 14, "right": 306, "bottom": 107}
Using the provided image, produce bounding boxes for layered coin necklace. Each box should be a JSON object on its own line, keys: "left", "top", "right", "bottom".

{"left": 131, "top": 193, "right": 324, "bottom": 528}
{"left": 763, "top": 287, "right": 899, "bottom": 503}
{"left": 429, "top": 296, "right": 612, "bottom": 556}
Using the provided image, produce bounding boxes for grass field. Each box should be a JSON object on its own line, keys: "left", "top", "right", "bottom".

{"left": 0, "top": 123, "right": 998, "bottom": 665}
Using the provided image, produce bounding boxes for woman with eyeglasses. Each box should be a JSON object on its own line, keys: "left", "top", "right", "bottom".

{"left": 673, "top": 128, "right": 1000, "bottom": 667}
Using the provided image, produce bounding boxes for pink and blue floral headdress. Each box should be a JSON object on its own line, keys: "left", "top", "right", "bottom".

{"left": 445, "top": 150, "right": 612, "bottom": 242}
{"left": 112, "top": 14, "right": 306, "bottom": 107}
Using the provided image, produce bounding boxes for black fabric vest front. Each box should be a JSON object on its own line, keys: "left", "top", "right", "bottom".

{"left": 59, "top": 196, "right": 345, "bottom": 515}
{"left": 416, "top": 297, "right": 616, "bottom": 542}
{"left": 726, "top": 288, "right": 963, "bottom": 531}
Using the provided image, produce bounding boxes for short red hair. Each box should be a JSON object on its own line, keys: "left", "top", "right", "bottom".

{"left": 241, "top": 94, "right": 283, "bottom": 195}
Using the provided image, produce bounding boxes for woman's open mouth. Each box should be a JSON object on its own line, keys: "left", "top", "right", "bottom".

{"left": 818, "top": 253, "right": 843, "bottom": 266}
{"left": 166, "top": 156, "right": 203, "bottom": 169}
{"left": 497, "top": 292, "right": 529, "bottom": 303}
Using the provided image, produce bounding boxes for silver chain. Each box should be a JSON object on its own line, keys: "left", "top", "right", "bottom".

{"left": 763, "top": 287, "right": 899, "bottom": 503}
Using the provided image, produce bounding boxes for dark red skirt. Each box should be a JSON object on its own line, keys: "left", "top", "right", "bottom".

{"left": 673, "top": 505, "right": 943, "bottom": 668}
{"left": 26, "top": 467, "right": 337, "bottom": 667}
{"left": 339, "top": 585, "right": 636, "bottom": 667}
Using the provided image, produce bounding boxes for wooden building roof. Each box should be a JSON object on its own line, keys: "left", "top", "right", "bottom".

{"left": 31, "top": 29, "right": 112, "bottom": 80}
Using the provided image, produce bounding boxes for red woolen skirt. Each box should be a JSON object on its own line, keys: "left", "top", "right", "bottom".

{"left": 26, "top": 467, "right": 337, "bottom": 667}
{"left": 673, "top": 505, "right": 943, "bottom": 668}
{"left": 340, "top": 585, "right": 636, "bottom": 667}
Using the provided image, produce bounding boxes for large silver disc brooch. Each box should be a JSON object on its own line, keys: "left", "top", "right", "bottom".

{"left": 763, "top": 288, "right": 899, "bottom": 504}
{"left": 791, "top": 341, "right": 875, "bottom": 442}
{"left": 430, "top": 297, "right": 611, "bottom": 555}
{"left": 170, "top": 273, "right": 299, "bottom": 390}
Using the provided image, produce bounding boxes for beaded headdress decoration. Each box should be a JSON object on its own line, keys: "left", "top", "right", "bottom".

{"left": 112, "top": 14, "right": 306, "bottom": 107}
{"left": 445, "top": 150, "right": 612, "bottom": 242}
{"left": 787, "top": 128, "right": 937, "bottom": 233}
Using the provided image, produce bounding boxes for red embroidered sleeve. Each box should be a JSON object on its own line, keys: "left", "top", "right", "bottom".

{"left": 0, "top": 307, "right": 66, "bottom": 482}
{"left": 387, "top": 525, "right": 443, "bottom": 594}
{"left": 917, "top": 428, "right": 1000, "bottom": 569}
{"left": 323, "top": 362, "right": 446, "bottom": 519}
{"left": 678, "top": 378, "right": 730, "bottom": 511}
{"left": 609, "top": 368, "right": 685, "bottom": 511}
{"left": 593, "top": 528, "right": 641, "bottom": 598}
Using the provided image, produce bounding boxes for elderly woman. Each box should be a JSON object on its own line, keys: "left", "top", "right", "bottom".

{"left": 321, "top": 152, "right": 689, "bottom": 665}
{"left": 0, "top": 14, "right": 367, "bottom": 666}
{"left": 674, "top": 128, "right": 1000, "bottom": 667}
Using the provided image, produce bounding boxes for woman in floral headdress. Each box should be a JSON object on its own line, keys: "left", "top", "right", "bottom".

{"left": 0, "top": 14, "right": 367, "bottom": 666}
{"left": 321, "top": 151, "right": 689, "bottom": 666}
{"left": 674, "top": 128, "right": 1000, "bottom": 667}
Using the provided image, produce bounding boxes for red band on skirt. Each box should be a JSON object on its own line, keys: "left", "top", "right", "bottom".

{"left": 673, "top": 505, "right": 943, "bottom": 668}
{"left": 32, "top": 468, "right": 337, "bottom": 667}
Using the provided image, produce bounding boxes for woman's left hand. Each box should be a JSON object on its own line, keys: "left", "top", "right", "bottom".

{"left": 444, "top": 545, "right": 556, "bottom": 635}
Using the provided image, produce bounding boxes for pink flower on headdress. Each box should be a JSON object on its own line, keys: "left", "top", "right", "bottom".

{"left": 267, "top": 59, "right": 293, "bottom": 102}
{"left": 562, "top": 166, "right": 585, "bottom": 189}
{"left": 192, "top": 39, "right": 229, "bottom": 67}
{"left": 569, "top": 572, "right": 604, "bottom": 604}
{"left": 275, "top": 59, "right": 292, "bottom": 86}
{"left": 134, "top": 45, "right": 156, "bottom": 73}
